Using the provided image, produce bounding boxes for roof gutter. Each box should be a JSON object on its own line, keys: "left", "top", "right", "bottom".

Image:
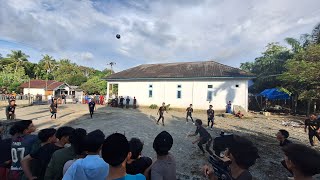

{"left": 103, "top": 76, "right": 255, "bottom": 81}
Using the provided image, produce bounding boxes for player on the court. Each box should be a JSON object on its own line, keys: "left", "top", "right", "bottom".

{"left": 188, "top": 119, "right": 214, "bottom": 155}
{"left": 88, "top": 99, "right": 96, "bottom": 118}
{"left": 186, "top": 104, "right": 194, "bottom": 123}
{"left": 50, "top": 99, "right": 58, "bottom": 119}
{"left": 156, "top": 102, "right": 168, "bottom": 126}
{"left": 207, "top": 105, "right": 214, "bottom": 130}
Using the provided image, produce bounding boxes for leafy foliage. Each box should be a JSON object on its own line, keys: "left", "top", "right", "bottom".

{"left": 149, "top": 104, "right": 158, "bottom": 109}
{"left": 80, "top": 76, "right": 107, "bottom": 95}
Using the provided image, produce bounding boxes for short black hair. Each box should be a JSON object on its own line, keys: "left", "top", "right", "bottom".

{"left": 282, "top": 143, "right": 320, "bottom": 176}
{"left": 55, "top": 126, "right": 74, "bottom": 140}
{"left": 228, "top": 135, "right": 259, "bottom": 169}
{"left": 279, "top": 129, "right": 289, "bottom": 139}
{"left": 195, "top": 119, "right": 202, "bottom": 126}
{"left": 38, "top": 128, "right": 56, "bottom": 143}
{"left": 190, "top": 104, "right": 192, "bottom": 106}
{"left": 129, "top": 138, "right": 144, "bottom": 159}
{"left": 69, "top": 128, "right": 87, "bottom": 155}
{"left": 9, "top": 124, "right": 18, "bottom": 136}
{"left": 15, "top": 120, "right": 33, "bottom": 134}
{"left": 84, "top": 130, "right": 105, "bottom": 153}
{"left": 153, "top": 131, "right": 173, "bottom": 156}
{"left": 209, "top": 105, "right": 213, "bottom": 107}
{"left": 102, "top": 133, "right": 129, "bottom": 167}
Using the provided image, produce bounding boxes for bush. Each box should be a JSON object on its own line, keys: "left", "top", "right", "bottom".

{"left": 149, "top": 104, "right": 158, "bottom": 109}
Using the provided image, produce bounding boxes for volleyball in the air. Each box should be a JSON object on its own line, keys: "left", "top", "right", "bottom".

{"left": 116, "top": 34, "right": 121, "bottom": 39}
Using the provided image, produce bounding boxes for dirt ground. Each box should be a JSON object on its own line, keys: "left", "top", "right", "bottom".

{"left": 1, "top": 104, "right": 319, "bottom": 180}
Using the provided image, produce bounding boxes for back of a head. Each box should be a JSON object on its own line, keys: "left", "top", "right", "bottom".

{"left": 84, "top": 129, "right": 105, "bottom": 153}
{"left": 55, "top": 126, "right": 74, "bottom": 140}
{"left": 129, "top": 138, "right": 144, "bottom": 159}
{"left": 279, "top": 129, "right": 289, "bottom": 139}
{"left": 102, "top": 133, "right": 129, "bottom": 167}
{"left": 15, "top": 120, "right": 33, "bottom": 134}
{"left": 9, "top": 124, "right": 18, "bottom": 136}
{"left": 69, "top": 128, "right": 87, "bottom": 155}
{"left": 282, "top": 143, "right": 320, "bottom": 176}
{"left": 195, "top": 119, "right": 202, "bottom": 126}
{"left": 38, "top": 128, "right": 56, "bottom": 143}
{"left": 153, "top": 131, "right": 173, "bottom": 156}
{"left": 228, "top": 135, "right": 259, "bottom": 169}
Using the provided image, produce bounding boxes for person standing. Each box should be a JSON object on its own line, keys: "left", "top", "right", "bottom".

{"left": 88, "top": 99, "right": 96, "bottom": 118}
{"left": 133, "top": 97, "right": 137, "bottom": 109}
{"left": 226, "top": 101, "right": 232, "bottom": 113}
{"left": 6, "top": 100, "right": 16, "bottom": 120}
{"left": 188, "top": 119, "right": 214, "bottom": 155}
{"left": 99, "top": 95, "right": 104, "bottom": 105}
{"left": 61, "top": 94, "right": 66, "bottom": 104}
{"left": 156, "top": 102, "right": 168, "bottom": 126}
{"left": 50, "top": 99, "right": 58, "bottom": 119}
{"left": 207, "top": 105, "right": 215, "bottom": 130}
{"left": 126, "top": 96, "right": 130, "bottom": 109}
{"left": 186, "top": 104, "right": 194, "bottom": 123}
{"left": 305, "top": 114, "right": 320, "bottom": 146}
{"left": 119, "top": 96, "right": 124, "bottom": 108}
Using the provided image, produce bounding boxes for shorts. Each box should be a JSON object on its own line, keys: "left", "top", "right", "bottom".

{"left": 208, "top": 117, "right": 214, "bottom": 122}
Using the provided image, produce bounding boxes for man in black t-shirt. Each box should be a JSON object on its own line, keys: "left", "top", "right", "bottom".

{"left": 276, "top": 129, "right": 292, "bottom": 147}
{"left": 6, "top": 100, "right": 16, "bottom": 120}
{"left": 21, "top": 128, "right": 63, "bottom": 180}
{"left": 88, "top": 99, "right": 96, "bottom": 118}
{"left": 119, "top": 96, "right": 124, "bottom": 108}
{"left": 186, "top": 104, "right": 194, "bottom": 123}
{"left": 207, "top": 105, "right": 215, "bottom": 130}
{"left": 133, "top": 97, "right": 137, "bottom": 109}
{"left": 126, "top": 96, "right": 130, "bottom": 109}
{"left": 126, "top": 138, "right": 152, "bottom": 175}
{"left": 50, "top": 99, "right": 58, "bottom": 119}
{"left": 156, "top": 102, "right": 167, "bottom": 126}
{"left": 305, "top": 114, "right": 320, "bottom": 146}
{"left": 188, "top": 119, "right": 213, "bottom": 155}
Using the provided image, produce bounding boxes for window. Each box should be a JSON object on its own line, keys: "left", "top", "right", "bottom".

{"left": 235, "top": 84, "right": 239, "bottom": 88}
{"left": 177, "top": 90, "right": 181, "bottom": 99}
{"left": 207, "top": 84, "right": 213, "bottom": 101}
{"left": 149, "top": 90, "right": 153, "bottom": 98}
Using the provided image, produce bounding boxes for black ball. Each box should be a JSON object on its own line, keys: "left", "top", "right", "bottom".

{"left": 116, "top": 34, "right": 121, "bottom": 39}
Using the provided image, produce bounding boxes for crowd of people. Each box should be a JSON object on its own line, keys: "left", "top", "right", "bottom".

{"left": 0, "top": 116, "right": 319, "bottom": 180}
{"left": 109, "top": 96, "right": 137, "bottom": 109}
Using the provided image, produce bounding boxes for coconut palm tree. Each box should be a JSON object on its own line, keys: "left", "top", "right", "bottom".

{"left": 6, "top": 50, "right": 29, "bottom": 74}
{"left": 41, "top": 54, "right": 56, "bottom": 79}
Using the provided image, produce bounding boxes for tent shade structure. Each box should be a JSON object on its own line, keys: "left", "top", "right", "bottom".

{"left": 259, "top": 88, "right": 290, "bottom": 100}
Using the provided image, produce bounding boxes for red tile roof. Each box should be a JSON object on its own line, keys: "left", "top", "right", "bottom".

{"left": 20, "top": 80, "right": 65, "bottom": 90}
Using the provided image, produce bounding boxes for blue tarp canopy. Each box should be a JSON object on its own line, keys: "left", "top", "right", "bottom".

{"left": 259, "top": 88, "right": 290, "bottom": 100}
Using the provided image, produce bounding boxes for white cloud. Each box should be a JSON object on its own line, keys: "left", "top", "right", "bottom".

{"left": 0, "top": 0, "right": 320, "bottom": 70}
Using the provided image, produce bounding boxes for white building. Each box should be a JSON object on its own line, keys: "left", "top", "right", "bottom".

{"left": 106, "top": 61, "right": 253, "bottom": 111}
{"left": 20, "top": 80, "right": 72, "bottom": 97}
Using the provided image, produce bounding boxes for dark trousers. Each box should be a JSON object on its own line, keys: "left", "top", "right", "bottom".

{"left": 208, "top": 118, "right": 214, "bottom": 128}
{"left": 6, "top": 113, "right": 14, "bottom": 120}
{"left": 157, "top": 114, "right": 164, "bottom": 124}
{"left": 198, "top": 138, "right": 213, "bottom": 155}
{"left": 186, "top": 113, "right": 193, "bottom": 122}
{"left": 309, "top": 130, "right": 320, "bottom": 146}
{"left": 51, "top": 112, "right": 56, "bottom": 119}
{"left": 89, "top": 109, "right": 94, "bottom": 118}
{"left": 126, "top": 103, "right": 129, "bottom": 109}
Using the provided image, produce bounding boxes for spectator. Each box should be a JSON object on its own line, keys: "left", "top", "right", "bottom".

{"left": 148, "top": 131, "right": 176, "bottom": 180}
{"left": 45, "top": 128, "right": 86, "bottom": 180}
{"left": 203, "top": 135, "right": 259, "bottom": 180}
{"left": 21, "top": 128, "right": 62, "bottom": 180}
{"left": 102, "top": 133, "right": 146, "bottom": 180}
{"left": 276, "top": 129, "right": 292, "bottom": 147}
{"left": 63, "top": 130, "right": 108, "bottom": 180}
{"left": 0, "top": 124, "right": 16, "bottom": 179}
{"left": 8, "top": 120, "right": 37, "bottom": 180}
{"left": 6, "top": 100, "right": 16, "bottom": 120}
{"left": 282, "top": 143, "right": 320, "bottom": 180}
{"left": 126, "top": 138, "right": 152, "bottom": 175}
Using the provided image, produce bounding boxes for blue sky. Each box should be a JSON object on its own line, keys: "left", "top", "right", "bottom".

{"left": 0, "top": 0, "right": 320, "bottom": 72}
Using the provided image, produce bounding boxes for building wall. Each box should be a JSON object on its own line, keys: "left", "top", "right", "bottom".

{"left": 23, "top": 88, "right": 45, "bottom": 95}
{"left": 109, "top": 79, "right": 248, "bottom": 111}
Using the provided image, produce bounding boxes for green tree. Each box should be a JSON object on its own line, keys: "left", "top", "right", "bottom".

{"left": 53, "top": 59, "right": 87, "bottom": 85}
{"left": 6, "top": 50, "right": 29, "bottom": 74}
{"left": 240, "top": 43, "right": 292, "bottom": 93}
{"left": 80, "top": 76, "right": 107, "bottom": 95}
{"left": 38, "top": 54, "right": 57, "bottom": 80}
